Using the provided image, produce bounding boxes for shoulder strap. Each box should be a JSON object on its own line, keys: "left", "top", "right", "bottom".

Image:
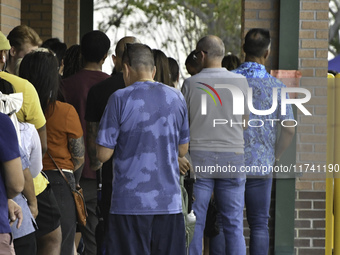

{"left": 47, "top": 151, "right": 71, "bottom": 186}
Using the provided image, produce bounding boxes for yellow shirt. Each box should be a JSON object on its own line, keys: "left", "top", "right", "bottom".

{"left": 0, "top": 72, "right": 46, "bottom": 129}
{"left": 33, "top": 173, "right": 49, "bottom": 196}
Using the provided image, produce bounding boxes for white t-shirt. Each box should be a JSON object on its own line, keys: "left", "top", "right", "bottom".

{"left": 20, "top": 122, "right": 42, "bottom": 178}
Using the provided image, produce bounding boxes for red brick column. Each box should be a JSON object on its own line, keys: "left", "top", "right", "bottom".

{"left": 21, "top": 0, "right": 64, "bottom": 41}
{"left": 294, "top": 1, "right": 329, "bottom": 254}
{"left": 52, "top": 0, "right": 64, "bottom": 40}
{"left": 0, "top": 0, "right": 21, "bottom": 35}
{"left": 64, "top": 0, "right": 80, "bottom": 47}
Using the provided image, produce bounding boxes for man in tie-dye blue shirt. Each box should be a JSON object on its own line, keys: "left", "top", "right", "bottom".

{"left": 232, "top": 28, "right": 295, "bottom": 255}
{"left": 96, "top": 43, "right": 189, "bottom": 255}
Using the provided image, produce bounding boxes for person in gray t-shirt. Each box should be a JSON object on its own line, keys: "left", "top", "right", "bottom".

{"left": 182, "top": 35, "right": 249, "bottom": 255}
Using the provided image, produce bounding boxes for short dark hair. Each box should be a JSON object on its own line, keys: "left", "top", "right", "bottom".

{"left": 222, "top": 54, "right": 241, "bottom": 71}
{"left": 19, "top": 51, "right": 59, "bottom": 113}
{"left": 81, "top": 30, "right": 110, "bottom": 63}
{"left": 168, "top": 57, "right": 179, "bottom": 84}
{"left": 42, "top": 38, "right": 67, "bottom": 68}
{"left": 243, "top": 28, "right": 271, "bottom": 58}
{"left": 122, "top": 43, "right": 154, "bottom": 72}
{"left": 185, "top": 50, "right": 202, "bottom": 75}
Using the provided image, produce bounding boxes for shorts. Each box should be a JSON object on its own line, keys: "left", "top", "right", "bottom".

{"left": 105, "top": 213, "right": 186, "bottom": 255}
{"left": 0, "top": 233, "right": 15, "bottom": 255}
{"left": 35, "top": 184, "right": 61, "bottom": 238}
{"left": 13, "top": 232, "right": 36, "bottom": 255}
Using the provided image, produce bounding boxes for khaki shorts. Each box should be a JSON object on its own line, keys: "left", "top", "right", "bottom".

{"left": 0, "top": 233, "right": 15, "bottom": 255}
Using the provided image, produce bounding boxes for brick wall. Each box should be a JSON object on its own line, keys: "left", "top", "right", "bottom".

{"left": 21, "top": 0, "right": 51, "bottom": 40}
{"left": 64, "top": 0, "right": 80, "bottom": 47}
{"left": 52, "top": 0, "right": 64, "bottom": 40}
{"left": 0, "top": 0, "right": 79, "bottom": 47}
{"left": 295, "top": 0, "right": 329, "bottom": 254}
{"left": 21, "top": 0, "right": 66, "bottom": 42}
{"left": 0, "top": 0, "right": 21, "bottom": 35}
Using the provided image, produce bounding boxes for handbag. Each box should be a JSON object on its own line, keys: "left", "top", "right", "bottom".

{"left": 47, "top": 152, "right": 88, "bottom": 226}
{"left": 72, "top": 185, "right": 88, "bottom": 226}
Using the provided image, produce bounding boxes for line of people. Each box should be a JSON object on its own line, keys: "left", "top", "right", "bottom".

{"left": 0, "top": 25, "right": 295, "bottom": 255}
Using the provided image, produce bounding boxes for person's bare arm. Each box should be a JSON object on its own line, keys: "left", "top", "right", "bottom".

{"left": 68, "top": 136, "right": 85, "bottom": 184}
{"left": 22, "top": 168, "right": 38, "bottom": 218}
{"left": 96, "top": 145, "right": 114, "bottom": 163}
{"left": 86, "top": 121, "right": 103, "bottom": 171}
{"left": 179, "top": 143, "right": 189, "bottom": 158}
{"left": 3, "top": 157, "right": 24, "bottom": 198}
{"left": 275, "top": 122, "right": 296, "bottom": 160}
{"left": 8, "top": 199, "right": 23, "bottom": 229}
{"left": 37, "top": 125, "right": 47, "bottom": 156}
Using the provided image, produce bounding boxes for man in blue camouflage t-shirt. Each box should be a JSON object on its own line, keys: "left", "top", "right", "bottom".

{"left": 96, "top": 43, "right": 189, "bottom": 255}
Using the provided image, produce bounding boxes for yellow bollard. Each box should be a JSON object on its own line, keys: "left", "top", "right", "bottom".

{"left": 334, "top": 73, "right": 340, "bottom": 255}
{"left": 326, "top": 73, "right": 335, "bottom": 255}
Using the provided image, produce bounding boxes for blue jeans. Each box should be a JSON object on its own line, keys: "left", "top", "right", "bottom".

{"left": 209, "top": 212, "right": 225, "bottom": 255}
{"left": 189, "top": 151, "right": 246, "bottom": 255}
{"left": 245, "top": 177, "right": 273, "bottom": 255}
{"left": 209, "top": 177, "right": 273, "bottom": 255}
